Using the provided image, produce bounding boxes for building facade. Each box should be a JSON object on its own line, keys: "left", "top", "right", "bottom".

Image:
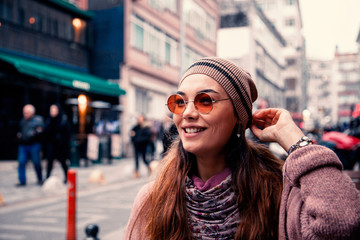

{"left": 306, "top": 59, "right": 334, "bottom": 128}
{"left": 218, "top": 0, "right": 286, "bottom": 110}
{"left": 88, "top": 0, "right": 219, "bottom": 155}
{"left": 333, "top": 49, "right": 360, "bottom": 124}
{"left": 255, "top": 0, "right": 306, "bottom": 117}
{"left": 0, "top": 0, "right": 125, "bottom": 160}
{"left": 88, "top": 0, "right": 219, "bottom": 156}
{"left": 306, "top": 26, "right": 360, "bottom": 128}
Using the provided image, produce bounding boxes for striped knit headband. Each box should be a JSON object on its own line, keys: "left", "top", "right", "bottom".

{"left": 180, "top": 57, "right": 258, "bottom": 130}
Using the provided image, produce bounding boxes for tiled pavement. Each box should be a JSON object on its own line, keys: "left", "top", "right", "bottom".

{"left": 0, "top": 158, "right": 152, "bottom": 239}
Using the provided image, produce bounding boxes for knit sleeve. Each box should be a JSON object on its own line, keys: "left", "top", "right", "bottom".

{"left": 280, "top": 145, "right": 360, "bottom": 239}
{"left": 124, "top": 182, "right": 153, "bottom": 240}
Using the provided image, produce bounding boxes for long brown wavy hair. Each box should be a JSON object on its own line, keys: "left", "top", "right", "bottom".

{"left": 129, "top": 125, "right": 284, "bottom": 240}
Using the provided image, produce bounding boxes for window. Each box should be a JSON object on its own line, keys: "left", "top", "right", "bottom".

{"left": 130, "top": 15, "right": 145, "bottom": 51}
{"left": 130, "top": 14, "right": 179, "bottom": 67}
{"left": 186, "top": 0, "right": 216, "bottom": 42}
{"left": 136, "top": 88, "right": 151, "bottom": 115}
{"left": 285, "top": 0, "right": 294, "bottom": 6}
{"left": 18, "top": 8, "right": 25, "bottom": 26}
{"left": 0, "top": 0, "right": 4, "bottom": 18}
{"left": 37, "top": 14, "right": 43, "bottom": 31}
{"left": 165, "top": 41, "right": 171, "bottom": 64}
{"left": 285, "top": 18, "right": 295, "bottom": 26}
{"left": 286, "top": 97, "right": 298, "bottom": 112}
{"left": 285, "top": 78, "right": 296, "bottom": 90}
{"left": 65, "top": 19, "right": 73, "bottom": 40}
{"left": 286, "top": 58, "right": 296, "bottom": 66}
{"left": 135, "top": 24, "right": 144, "bottom": 50}
{"left": 148, "top": 28, "right": 162, "bottom": 67}
{"left": 47, "top": 17, "right": 52, "bottom": 34}
{"left": 51, "top": 19, "right": 58, "bottom": 36}
{"left": 148, "top": 0, "right": 177, "bottom": 14}
{"left": 165, "top": 35, "right": 178, "bottom": 66}
{"left": 5, "top": 1, "right": 12, "bottom": 21}
{"left": 320, "top": 63, "right": 327, "bottom": 68}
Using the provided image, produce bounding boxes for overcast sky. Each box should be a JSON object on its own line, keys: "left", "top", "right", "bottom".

{"left": 299, "top": 0, "right": 360, "bottom": 60}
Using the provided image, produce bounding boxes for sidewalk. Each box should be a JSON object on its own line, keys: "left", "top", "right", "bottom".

{"left": 0, "top": 157, "right": 150, "bottom": 207}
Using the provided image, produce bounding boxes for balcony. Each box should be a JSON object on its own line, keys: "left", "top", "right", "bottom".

{"left": 0, "top": 20, "right": 90, "bottom": 70}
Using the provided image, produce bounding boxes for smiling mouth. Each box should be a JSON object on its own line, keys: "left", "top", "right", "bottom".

{"left": 184, "top": 128, "right": 206, "bottom": 133}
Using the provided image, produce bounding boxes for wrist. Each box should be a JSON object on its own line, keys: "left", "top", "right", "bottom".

{"left": 287, "top": 136, "right": 313, "bottom": 155}
{"left": 275, "top": 125, "right": 304, "bottom": 152}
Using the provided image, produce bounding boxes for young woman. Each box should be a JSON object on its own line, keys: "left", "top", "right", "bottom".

{"left": 125, "top": 57, "right": 360, "bottom": 239}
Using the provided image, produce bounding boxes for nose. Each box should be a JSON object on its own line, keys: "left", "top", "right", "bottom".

{"left": 182, "top": 100, "right": 199, "bottom": 120}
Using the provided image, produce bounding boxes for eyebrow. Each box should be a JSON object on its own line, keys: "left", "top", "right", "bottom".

{"left": 176, "top": 89, "right": 219, "bottom": 96}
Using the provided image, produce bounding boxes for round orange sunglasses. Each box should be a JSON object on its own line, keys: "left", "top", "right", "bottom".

{"left": 166, "top": 92, "right": 231, "bottom": 114}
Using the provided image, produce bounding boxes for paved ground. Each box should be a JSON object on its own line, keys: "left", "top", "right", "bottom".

{"left": 0, "top": 158, "right": 151, "bottom": 206}
{"left": 0, "top": 158, "right": 154, "bottom": 239}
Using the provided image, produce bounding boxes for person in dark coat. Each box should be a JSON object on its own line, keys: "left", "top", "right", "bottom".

{"left": 162, "top": 123, "right": 178, "bottom": 155}
{"left": 16, "top": 104, "right": 44, "bottom": 186}
{"left": 130, "top": 114, "right": 152, "bottom": 178}
{"left": 44, "top": 104, "right": 70, "bottom": 183}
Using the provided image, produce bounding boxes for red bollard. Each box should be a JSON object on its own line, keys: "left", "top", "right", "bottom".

{"left": 67, "top": 169, "right": 77, "bottom": 240}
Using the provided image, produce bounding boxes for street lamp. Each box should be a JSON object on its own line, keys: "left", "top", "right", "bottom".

{"left": 72, "top": 18, "right": 83, "bottom": 43}
{"left": 78, "top": 94, "right": 87, "bottom": 135}
{"left": 72, "top": 18, "right": 82, "bottom": 29}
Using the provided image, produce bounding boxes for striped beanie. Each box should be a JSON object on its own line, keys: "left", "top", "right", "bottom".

{"left": 180, "top": 57, "right": 258, "bottom": 130}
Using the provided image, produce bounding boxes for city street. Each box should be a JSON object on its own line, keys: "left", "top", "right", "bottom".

{"left": 0, "top": 158, "right": 150, "bottom": 240}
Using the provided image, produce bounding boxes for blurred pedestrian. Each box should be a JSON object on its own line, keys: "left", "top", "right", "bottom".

{"left": 16, "top": 104, "right": 44, "bottom": 186}
{"left": 130, "top": 114, "right": 151, "bottom": 178}
{"left": 125, "top": 57, "right": 360, "bottom": 239}
{"left": 161, "top": 116, "right": 178, "bottom": 156}
{"left": 44, "top": 104, "right": 70, "bottom": 183}
{"left": 147, "top": 121, "right": 157, "bottom": 162}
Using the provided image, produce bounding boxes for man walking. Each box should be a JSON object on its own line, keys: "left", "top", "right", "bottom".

{"left": 130, "top": 114, "right": 151, "bottom": 178}
{"left": 16, "top": 104, "right": 44, "bottom": 186}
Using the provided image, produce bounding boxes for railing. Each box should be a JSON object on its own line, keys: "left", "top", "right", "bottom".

{"left": 0, "top": 20, "right": 90, "bottom": 69}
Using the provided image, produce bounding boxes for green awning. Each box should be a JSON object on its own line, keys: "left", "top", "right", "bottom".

{"left": 47, "top": 0, "right": 95, "bottom": 20}
{"left": 0, "top": 52, "right": 126, "bottom": 97}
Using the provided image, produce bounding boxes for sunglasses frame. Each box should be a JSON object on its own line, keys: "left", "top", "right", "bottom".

{"left": 166, "top": 92, "right": 231, "bottom": 114}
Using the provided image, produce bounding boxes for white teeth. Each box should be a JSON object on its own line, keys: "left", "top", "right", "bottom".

{"left": 185, "top": 128, "right": 203, "bottom": 133}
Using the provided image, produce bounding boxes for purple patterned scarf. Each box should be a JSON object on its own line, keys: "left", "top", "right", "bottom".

{"left": 185, "top": 173, "right": 240, "bottom": 239}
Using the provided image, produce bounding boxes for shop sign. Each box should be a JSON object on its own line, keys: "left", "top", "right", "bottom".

{"left": 73, "top": 80, "right": 90, "bottom": 91}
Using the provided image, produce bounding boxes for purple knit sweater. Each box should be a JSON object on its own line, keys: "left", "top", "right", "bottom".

{"left": 279, "top": 145, "right": 360, "bottom": 239}
{"left": 125, "top": 145, "right": 360, "bottom": 239}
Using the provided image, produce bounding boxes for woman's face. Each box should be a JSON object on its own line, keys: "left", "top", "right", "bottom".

{"left": 173, "top": 74, "right": 237, "bottom": 158}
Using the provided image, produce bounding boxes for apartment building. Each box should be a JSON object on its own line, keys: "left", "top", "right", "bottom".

{"left": 88, "top": 0, "right": 219, "bottom": 155}
{"left": 306, "top": 59, "right": 334, "bottom": 127}
{"left": 333, "top": 49, "right": 360, "bottom": 124}
{"left": 307, "top": 49, "right": 360, "bottom": 127}
{"left": 255, "top": 0, "right": 306, "bottom": 116}
{"left": 218, "top": 0, "right": 286, "bottom": 110}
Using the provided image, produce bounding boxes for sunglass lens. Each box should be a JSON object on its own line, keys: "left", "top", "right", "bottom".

{"left": 167, "top": 95, "right": 185, "bottom": 114}
{"left": 195, "top": 93, "right": 213, "bottom": 114}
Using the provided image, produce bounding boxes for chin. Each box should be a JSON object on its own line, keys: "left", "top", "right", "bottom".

{"left": 182, "top": 142, "right": 200, "bottom": 155}
{"left": 183, "top": 143, "right": 211, "bottom": 156}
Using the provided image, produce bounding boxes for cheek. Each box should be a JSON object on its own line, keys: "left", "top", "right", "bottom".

{"left": 212, "top": 122, "right": 235, "bottom": 140}
{"left": 208, "top": 116, "right": 236, "bottom": 142}
{"left": 173, "top": 115, "right": 182, "bottom": 131}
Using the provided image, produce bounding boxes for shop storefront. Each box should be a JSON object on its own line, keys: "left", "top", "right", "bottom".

{"left": 0, "top": 52, "right": 126, "bottom": 161}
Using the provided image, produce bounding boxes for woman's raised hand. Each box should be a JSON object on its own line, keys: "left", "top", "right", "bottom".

{"left": 250, "top": 108, "right": 304, "bottom": 152}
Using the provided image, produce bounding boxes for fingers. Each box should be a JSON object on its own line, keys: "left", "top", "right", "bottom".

{"left": 253, "top": 108, "right": 285, "bottom": 118}
{"left": 250, "top": 124, "right": 261, "bottom": 137}
{"left": 252, "top": 118, "right": 271, "bottom": 129}
{"left": 253, "top": 108, "right": 284, "bottom": 126}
